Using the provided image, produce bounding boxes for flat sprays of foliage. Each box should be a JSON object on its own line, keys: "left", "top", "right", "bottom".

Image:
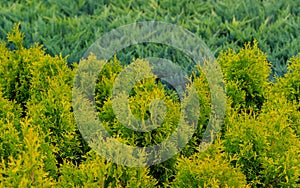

{"left": 0, "top": 25, "right": 299, "bottom": 187}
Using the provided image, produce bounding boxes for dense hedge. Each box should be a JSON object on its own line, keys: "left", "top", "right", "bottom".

{"left": 1, "top": 0, "right": 300, "bottom": 79}
{"left": 0, "top": 24, "right": 299, "bottom": 187}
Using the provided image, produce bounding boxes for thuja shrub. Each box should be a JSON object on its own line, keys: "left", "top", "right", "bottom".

{"left": 218, "top": 40, "right": 271, "bottom": 110}
{"left": 0, "top": 24, "right": 74, "bottom": 108}
{"left": 0, "top": 25, "right": 88, "bottom": 180}
{"left": 58, "top": 151, "right": 157, "bottom": 187}
{"left": 223, "top": 100, "right": 300, "bottom": 187}
{"left": 0, "top": 23, "right": 45, "bottom": 110}
{"left": 0, "top": 26, "right": 159, "bottom": 186}
{"left": 25, "top": 54, "right": 86, "bottom": 167}
{"left": 0, "top": 119, "right": 55, "bottom": 187}
{"left": 180, "top": 66, "right": 211, "bottom": 157}
{"left": 0, "top": 84, "right": 59, "bottom": 185}
{"left": 0, "top": 92, "right": 22, "bottom": 165}
{"left": 268, "top": 53, "right": 300, "bottom": 136}
{"left": 172, "top": 139, "right": 247, "bottom": 187}
{"left": 269, "top": 53, "right": 300, "bottom": 102}
{"left": 93, "top": 56, "right": 212, "bottom": 184}
{"left": 96, "top": 59, "right": 181, "bottom": 146}
{"left": 259, "top": 93, "right": 300, "bottom": 186}
{"left": 95, "top": 55, "right": 123, "bottom": 109}
{"left": 222, "top": 49, "right": 300, "bottom": 185}
{"left": 25, "top": 78, "right": 86, "bottom": 179}
{"left": 94, "top": 57, "right": 181, "bottom": 184}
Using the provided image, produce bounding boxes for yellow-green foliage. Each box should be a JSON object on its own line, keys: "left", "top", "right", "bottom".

{"left": 172, "top": 139, "right": 247, "bottom": 187}
{"left": 0, "top": 24, "right": 86, "bottom": 180}
{"left": 223, "top": 100, "right": 300, "bottom": 187}
{"left": 0, "top": 24, "right": 299, "bottom": 187}
{"left": 0, "top": 25, "right": 158, "bottom": 187}
{"left": 58, "top": 151, "right": 157, "bottom": 188}
{"left": 0, "top": 119, "right": 55, "bottom": 187}
{"left": 0, "top": 92, "right": 22, "bottom": 165}
{"left": 218, "top": 40, "right": 271, "bottom": 110}
{"left": 96, "top": 58, "right": 181, "bottom": 146}
{"left": 94, "top": 56, "right": 213, "bottom": 184}
{"left": 0, "top": 89, "right": 56, "bottom": 186}
{"left": 268, "top": 53, "right": 300, "bottom": 136}
{"left": 95, "top": 58, "right": 181, "bottom": 184}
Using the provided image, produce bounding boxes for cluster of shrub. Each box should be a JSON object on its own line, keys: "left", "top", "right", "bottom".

{"left": 0, "top": 25, "right": 299, "bottom": 187}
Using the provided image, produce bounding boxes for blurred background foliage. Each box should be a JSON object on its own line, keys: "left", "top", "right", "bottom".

{"left": 0, "top": 0, "right": 299, "bottom": 79}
